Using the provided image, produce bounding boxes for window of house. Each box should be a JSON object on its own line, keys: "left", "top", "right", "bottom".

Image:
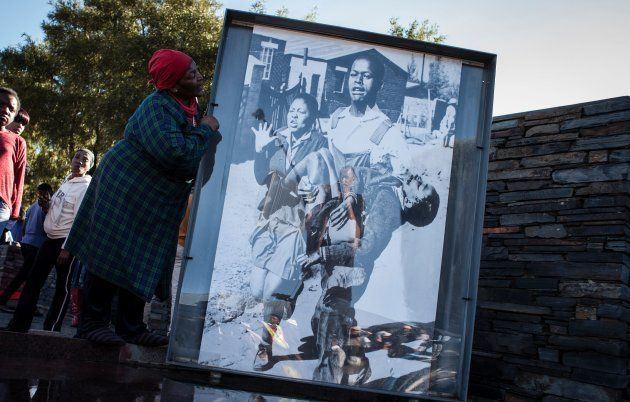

{"left": 260, "top": 41, "right": 278, "bottom": 81}
{"left": 333, "top": 66, "right": 348, "bottom": 93}
{"left": 310, "top": 74, "right": 320, "bottom": 97}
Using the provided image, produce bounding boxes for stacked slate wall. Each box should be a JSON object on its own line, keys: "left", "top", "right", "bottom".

{"left": 468, "top": 96, "right": 629, "bottom": 402}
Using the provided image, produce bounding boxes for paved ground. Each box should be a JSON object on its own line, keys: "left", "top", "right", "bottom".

{"left": 0, "top": 302, "right": 76, "bottom": 337}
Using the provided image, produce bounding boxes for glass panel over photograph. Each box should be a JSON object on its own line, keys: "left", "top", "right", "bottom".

{"left": 207, "top": 23, "right": 458, "bottom": 389}
{"left": 170, "top": 15, "right": 493, "bottom": 401}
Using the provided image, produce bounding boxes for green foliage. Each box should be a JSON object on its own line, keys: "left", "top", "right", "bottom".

{"left": 250, "top": 0, "right": 266, "bottom": 14}
{"left": 275, "top": 6, "right": 289, "bottom": 18}
{"left": 0, "top": 0, "right": 222, "bottom": 204}
{"left": 251, "top": 1, "right": 295, "bottom": 19}
{"left": 388, "top": 17, "right": 446, "bottom": 43}
{"left": 303, "top": 6, "right": 318, "bottom": 22}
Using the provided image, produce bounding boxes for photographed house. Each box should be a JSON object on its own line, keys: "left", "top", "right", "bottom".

{"left": 284, "top": 50, "right": 328, "bottom": 105}
{"left": 246, "top": 34, "right": 287, "bottom": 89}
{"left": 237, "top": 36, "right": 414, "bottom": 158}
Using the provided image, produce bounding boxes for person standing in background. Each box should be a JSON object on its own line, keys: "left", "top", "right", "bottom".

{"left": 440, "top": 98, "right": 457, "bottom": 148}
{"left": 6, "top": 108, "right": 30, "bottom": 136}
{"left": 0, "top": 183, "right": 53, "bottom": 311}
{"left": 3, "top": 108, "right": 32, "bottom": 243}
{"left": 144, "top": 192, "right": 193, "bottom": 334}
{"left": 5, "top": 150, "right": 93, "bottom": 333}
{"left": 8, "top": 207, "right": 25, "bottom": 243}
{"left": 172, "top": 193, "right": 193, "bottom": 321}
{"left": 0, "top": 88, "right": 27, "bottom": 233}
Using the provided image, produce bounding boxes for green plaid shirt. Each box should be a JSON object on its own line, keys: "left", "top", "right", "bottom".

{"left": 65, "top": 91, "right": 220, "bottom": 301}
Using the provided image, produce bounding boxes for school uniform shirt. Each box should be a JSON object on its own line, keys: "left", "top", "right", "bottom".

{"left": 326, "top": 105, "right": 409, "bottom": 176}
{"left": 43, "top": 175, "right": 91, "bottom": 242}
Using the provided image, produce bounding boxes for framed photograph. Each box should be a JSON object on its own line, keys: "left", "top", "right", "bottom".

{"left": 169, "top": 10, "right": 495, "bottom": 401}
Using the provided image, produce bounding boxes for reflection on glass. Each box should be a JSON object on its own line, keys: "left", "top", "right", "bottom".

{"left": 172, "top": 17, "right": 490, "bottom": 401}
{"left": 195, "top": 24, "right": 462, "bottom": 396}
{"left": 193, "top": 385, "right": 313, "bottom": 401}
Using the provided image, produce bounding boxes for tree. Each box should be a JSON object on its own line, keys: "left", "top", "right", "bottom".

{"left": 275, "top": 6, "right": 289, "bottom": 18}
{"left": 0, "top": 0, "right": 222, "bottom": 204}
{"left": 251, "top": 2, "right": 297, "bottom": 20}
{"left": 303, "top": 6, "right": 318, "bottom": 22}
{"left": 250, "top": 0, "right": 266, "bottom": 14}
{"left": 388, "top": 17, "right": 446, "bottom": 43}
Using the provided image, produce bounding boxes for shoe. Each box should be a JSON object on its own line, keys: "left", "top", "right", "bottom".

{"left": 3, "top": 321, "right": 27, "bottom": 333}
{"left": 253, "top": 343, "right": 271, "bottom": 371}
{"left": 80, "top": 327, "right": 126, "bottom": 346}
{"left": 124, "top": 331, "right": 168, "bottom": 347}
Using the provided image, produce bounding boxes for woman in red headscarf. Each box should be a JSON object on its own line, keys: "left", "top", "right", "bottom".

{"left": 64, "top": 49, "right": 221, "bottom": 346}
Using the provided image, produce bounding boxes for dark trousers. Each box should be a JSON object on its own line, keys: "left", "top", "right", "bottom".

{"left": 77, "top": 272, "right": 146, "bottom": 339}
{"left": 0, "top": 243, "right": 39, "bottom": 305}
{"left": 8, "top": 237, "right": 72, "bottom": 332}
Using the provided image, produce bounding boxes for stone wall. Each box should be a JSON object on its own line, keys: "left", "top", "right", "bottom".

{"left": 469, "top": 97, "right": 629, "bottom": 401}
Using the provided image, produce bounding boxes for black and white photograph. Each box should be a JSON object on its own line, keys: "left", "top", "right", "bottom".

{"left": 197, "top": 25, "right": 462, "bottom": 395}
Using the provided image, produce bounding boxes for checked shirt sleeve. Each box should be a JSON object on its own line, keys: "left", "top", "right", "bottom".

{"left": 131, "top": 96, "right": 217, "bottom": 181}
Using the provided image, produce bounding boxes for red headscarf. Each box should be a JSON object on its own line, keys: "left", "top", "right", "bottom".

{"left": 148, "top": 49, "right": 198, "bottom": 125}
{"left": 148, "top": 49, "right": 192, "bottom": 90}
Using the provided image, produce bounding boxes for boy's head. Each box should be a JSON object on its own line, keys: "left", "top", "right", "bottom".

{"left": 401, "top": 173, "right": 439, "bottom": 227}
{"left": 0, "top": 87, "right": 19, "bottom": 130}
{"left": 6, "top": 108, "right": 30, "bottom": 135}
{"left": 348, "top": 54, "right": 385, "bottom": 106}
{"left": 36, "top": 183, "right": 53, "bottom": 203}
{"left": 70, "top": 148, "right": 95, "bottom": 177}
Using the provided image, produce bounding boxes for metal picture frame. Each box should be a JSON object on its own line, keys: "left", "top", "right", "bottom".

{"left": 168, "top": 10, "right": 496, "bottom": 401}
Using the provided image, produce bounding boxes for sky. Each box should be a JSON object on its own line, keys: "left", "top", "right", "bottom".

{"left": 1, "top": 0, "right": 628, "bottom": 116}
